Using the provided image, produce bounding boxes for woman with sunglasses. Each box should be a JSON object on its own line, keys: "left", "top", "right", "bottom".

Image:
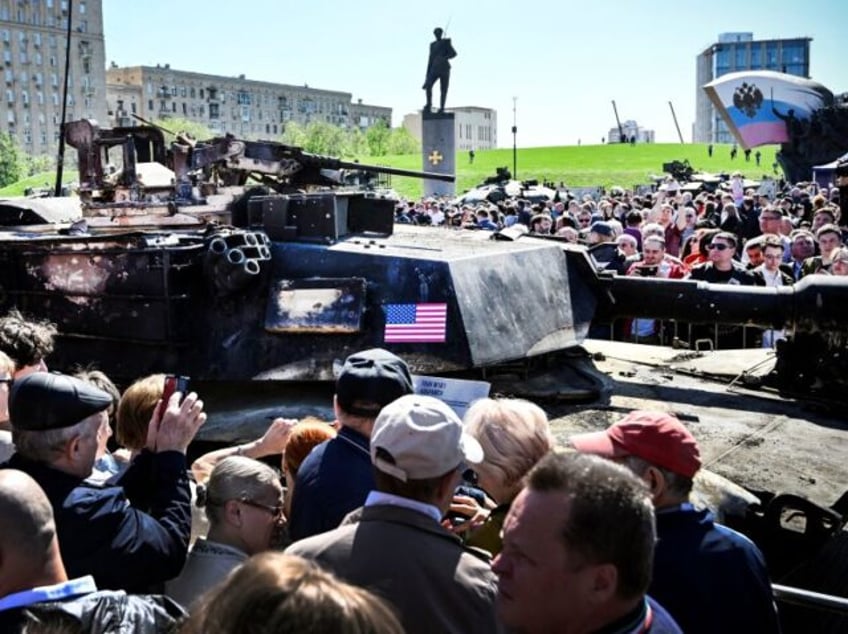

{"left": 166, "top": 456, "right": 284, "bottom": 608}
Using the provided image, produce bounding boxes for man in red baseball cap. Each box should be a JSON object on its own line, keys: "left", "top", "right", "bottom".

{"left": 570, "top": 410, "right": 779, "bottom": 634}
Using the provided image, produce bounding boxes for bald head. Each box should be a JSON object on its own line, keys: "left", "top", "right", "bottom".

{"left": 0, "top": 470, "right": 65, "bottom": 594}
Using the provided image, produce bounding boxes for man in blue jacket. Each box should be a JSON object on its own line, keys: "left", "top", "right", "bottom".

{"left": 288, "top": 348, "right": 414, "bottom": 541}
{"left": 1, "top": 372, "right": 206, "bottom": 593}
{"left": 570, "top": 410, "right": 780, "bottom": 634}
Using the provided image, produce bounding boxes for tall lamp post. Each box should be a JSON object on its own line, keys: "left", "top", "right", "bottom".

{"left": 511, "top": 96, "right": 517, "bottom": 179}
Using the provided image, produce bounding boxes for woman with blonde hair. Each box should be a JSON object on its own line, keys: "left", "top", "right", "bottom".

{"left": 181, "top": 552, "right": 404, "bottom": 634}
{"left": 450, "top": 397, "right": 554, "bottom": 555}
{"left": 166, "top": 456, "right": 284, "bottom": 608}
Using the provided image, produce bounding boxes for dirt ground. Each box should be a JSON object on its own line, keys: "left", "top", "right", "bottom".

{"left": 507, "top": 340, "right": 848, "bottom": 509}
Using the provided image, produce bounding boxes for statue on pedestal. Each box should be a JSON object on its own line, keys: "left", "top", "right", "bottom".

{"left": 422, "top": 27, "right": 456, "bottom": 114}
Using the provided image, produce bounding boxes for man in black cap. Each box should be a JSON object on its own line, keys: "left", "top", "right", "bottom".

{"left": 0, "top": 372, "right": 206, "bottom": 593}
{"left": 288, "top": 348, "right": 413, "bottom": 541}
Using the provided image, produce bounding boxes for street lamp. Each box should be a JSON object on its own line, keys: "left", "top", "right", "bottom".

{"left": 512, "top": 96, "right": 517, "bottom": 179}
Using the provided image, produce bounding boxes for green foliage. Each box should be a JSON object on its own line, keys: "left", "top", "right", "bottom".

{"left": 279, "top": 119, "right": 417, "bottom": 160}
{"left": 280, "top": 121, "right": 308, "bottom": 147}
{"left": 154, "top": 117, "right": 214, "bottom": 143}
{"left": 386, "top": 127, "right": 420, "bottom": 156}
{"left": 299, "top": 121, "right": 348, "bottom": 156}
{"left": 365, "top": 119, "right": 390, "bottom": 157}
{"left": 368, "top": 143, "right": 782, "bottom": 200}
{"left": 26, "top": 154, "right": 54, "bottom": 177}
{"left": 0, "top": 132, "right": 25, "bottom": 188}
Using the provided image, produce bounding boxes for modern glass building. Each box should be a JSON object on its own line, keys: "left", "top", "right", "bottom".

{"left": 694, "top": 33, "right": 811, "bottom": 143}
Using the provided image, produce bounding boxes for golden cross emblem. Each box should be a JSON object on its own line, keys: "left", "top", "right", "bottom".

{"left": 428, "top": 150, "right": 444, "bottom": 166}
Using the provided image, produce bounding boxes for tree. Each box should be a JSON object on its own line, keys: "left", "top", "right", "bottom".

{"left": 365, "top": 119, "right": 390, "bottom": 157}
{"left": 153, "top": 117, "right": 213, "bottom": 143}
{"left": 386, "top": 126, "right": 420, "bottom": 156}
{"left": 0, "top": 132, "right": 25, "bottom": 188}
{"left": 280, "top": 121, "right": 308, "bottom": 147}
{"left": 301, "top": 121, "right": 347, "bottom": 156}
{"left": 26, "top": 154, "right": 54, "bottom": 176}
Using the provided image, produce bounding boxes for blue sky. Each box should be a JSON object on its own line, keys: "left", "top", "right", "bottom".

{"left": 102, "top": 0, "right": 845, "bottom": 148}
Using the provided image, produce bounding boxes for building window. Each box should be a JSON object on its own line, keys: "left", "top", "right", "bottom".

{"left": 131, "top": 102, "right": 136, "bottom": 113}
{"left": 209, "top": 103, "right": 219, "bottom": 119}
{"left": 148, "top": 99, "right": 153, "bottom": 110}
{"left": 80, "top": 1, "right": 86, "bottom": 14}
{"left": 6, "top": 89, "right": 14, "bottom": 103}
{"left": 182, "top": 102, "right": 187, "bottom": 114}
{"left": 199, "top": 88, "right": 204, "bottom": 99}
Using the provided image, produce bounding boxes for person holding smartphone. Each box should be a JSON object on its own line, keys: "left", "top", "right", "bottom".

{"left": 1, "top": 372, "right": 206, "bottom": 593}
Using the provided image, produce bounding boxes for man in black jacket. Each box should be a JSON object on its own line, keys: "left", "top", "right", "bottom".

{"left": 0, "top": 469, "right": 185, "bottom": 632}
{"left": 1, "top": 372, "right": 206, "bottom": 592}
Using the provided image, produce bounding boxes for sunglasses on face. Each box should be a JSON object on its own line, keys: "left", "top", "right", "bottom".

{"left": 240, "top": 498, "right": 284, "bottom": 518}
{"left": 707, "top": 243, "right": 731, "bottom": 251}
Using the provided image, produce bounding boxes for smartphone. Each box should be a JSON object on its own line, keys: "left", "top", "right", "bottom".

{"left": 159, "top": 375, "right": 190, "bottom": 419}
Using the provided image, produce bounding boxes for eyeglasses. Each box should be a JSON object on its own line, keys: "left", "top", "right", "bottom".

{"left": 0, "top": 377, "right": 12, "bottom": 385}
{"left": 760, "top": 216, "right": 781, "bottom": 221}
{"left": 706, "top": 243, "right": 730, "bottom": 251}
{"left": 578, "top": 217, "right": 591, "bottom": 224}
{"left": 240, "top": 498, "right": 283, "bottom": 518}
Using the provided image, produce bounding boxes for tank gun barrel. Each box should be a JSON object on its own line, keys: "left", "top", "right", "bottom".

{"left": 297, "top": 152, "right": 455, "bottom": 182}
{"left": 596, "top": 274, "right": 848, "bottom": 334}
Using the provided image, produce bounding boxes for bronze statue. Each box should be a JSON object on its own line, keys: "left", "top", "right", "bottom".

{"left": 422, "top": 27, "right": 456, "bottom": 114}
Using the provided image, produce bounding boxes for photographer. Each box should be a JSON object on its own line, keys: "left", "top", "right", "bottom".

{"left": 625, "top": 236, "right": 687, "bottom": 343}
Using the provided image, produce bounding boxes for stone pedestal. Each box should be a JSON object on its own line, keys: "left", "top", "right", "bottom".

{"left": 421, "top": 111, "right": 455, "bottom": 198}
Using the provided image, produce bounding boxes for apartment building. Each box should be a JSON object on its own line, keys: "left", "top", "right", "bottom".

{"left": 106, "top": 64, "right": 391, "bottom": 139}
{"left": 0, "top": 0, "right": 107, "bottom": 155}
{"left": 403, "top": 106, "right": 498, "bottom": 152}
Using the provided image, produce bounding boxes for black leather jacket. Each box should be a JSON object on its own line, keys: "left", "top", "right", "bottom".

{"left": 0, "top": 590, "right": 186, "bottom": 633}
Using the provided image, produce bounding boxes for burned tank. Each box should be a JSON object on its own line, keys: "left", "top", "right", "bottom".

{"left": 2, "top": 119, "right": 848, "bottom": 628}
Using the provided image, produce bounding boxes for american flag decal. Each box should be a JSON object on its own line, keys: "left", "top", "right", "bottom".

{"left": 384, "top": 303, "right": 448, "bottom": 343}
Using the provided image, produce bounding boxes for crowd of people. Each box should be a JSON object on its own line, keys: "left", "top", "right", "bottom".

{"left": 396, "top": 175, "right": 846, "bottom": 348}
{"left": 0, "top": 302, "right": 788, "bottom": 633}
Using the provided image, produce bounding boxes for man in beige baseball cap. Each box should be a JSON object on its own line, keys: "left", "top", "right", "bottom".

{"left": 287, "top": 394, "right": 500, "bottom": 634}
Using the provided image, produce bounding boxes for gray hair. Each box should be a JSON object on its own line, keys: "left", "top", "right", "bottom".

{"left": 622, "top": 454, "right": 693, "bottom": 499}
{"left": 464, "top": 398, "right": 553, "bottom": 498}
{"left": 201, "top": 456, "right": 281, "bottom": 525}
{"left": 13, "top": 415, "right": 100, "bottom": 464}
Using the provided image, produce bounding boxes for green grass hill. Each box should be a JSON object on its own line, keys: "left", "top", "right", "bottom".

{"left": 0, "top": 143, "right": 779, "bottom": 201}
{"left": 370, "top": 143, "right": 779, "bottom": 200}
